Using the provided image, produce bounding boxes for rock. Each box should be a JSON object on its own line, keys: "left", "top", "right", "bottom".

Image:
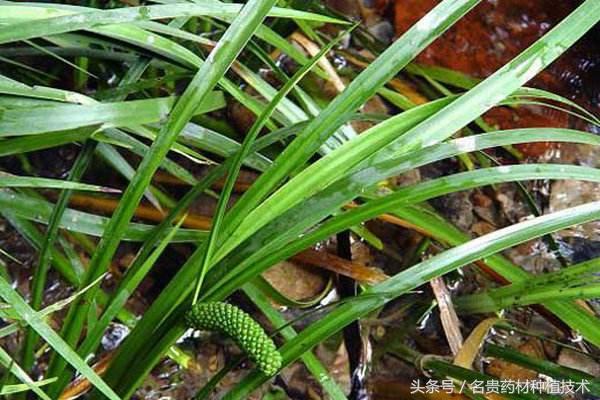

{"left": 392, "top": 0, "right": 600, "bottom": 155}
{"left": 262, "top": 261, "right": 328, "bottom": 302}
{"left": 325, "top": 0, "right": 361, "bottom": 19}
{"left": 558, "top": 236, "right": 600, "bottom": 264}
{"left": 494, "top": 183, "right": 531, "bottom": 224}
{"left": 549, "top": 180, "right": 600, "bottom": 241}
{"left": 368, "top": 21, "right": 394, "bottom": 45}
{"left": 472, "top": 192, "right": 499, "bottom": 226}
{"left": 351, "top": 94, "right": 390, "bottom": 133}
{"left": 558, "top": 348, "right": 600, "bottom": 377}
{"left": 504, "top": 240, "right": 561, "bottom": 274}
{"left": 471, "top": 221, "right": 496, "bottom": 236}
{"left": 101, "top": 323, "right": 130, "bottom": 351}
{"left": 487, "top": 339, "right": 544, "bottom": 380}
{"left": 390, "top": 168, "right": 421, "bottom": 188}
{"left": 431, "top": 190, "right": 474, "bottom": 231}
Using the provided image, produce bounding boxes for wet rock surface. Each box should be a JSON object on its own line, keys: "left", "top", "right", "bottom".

{"left": 393, "top": 0, "right": 600, "bottom": 156}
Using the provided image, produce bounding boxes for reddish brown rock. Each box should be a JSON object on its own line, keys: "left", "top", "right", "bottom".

{"left": 393, "top": 0, "right": 600, "bottom": 157}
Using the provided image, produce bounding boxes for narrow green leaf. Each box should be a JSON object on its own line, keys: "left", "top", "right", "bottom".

{"left": 191, "top": 27, "right": 350, "bottom": 303}
{"left": 0, "top": 276, "right": 121, "bottom": 400}
{"left": 485, "top": 343, "right": 600, "bottom": 395}
{"left": 0, "top": 3, "right": 345, "bottom": 45}
{"left": 22, "top": 141, "right": 98, "bottom": 374}
{"left": 76, "top": 215, "right": 185, "bottom": 358}
{"left": 217, "top": 0, "right": 600, "bottom": 263}
{"left": 456, "top": 257, "right": 600, "bottom": 313}
{"left": 214, "top": 0, "right": 481, "bottom": 252}
{"left": 0, "top": 378, "right": 56, "bottom": 396}
{"left": 0, "top": 94, "right": 224, "bottom": 136}
{"left": 204, "top": 164, "right": 600, "bottom": 301}
{"left": 0, "top": 127, "right": 95, "bottom": 156}
{"left": 0, "top": 172, "right": 113, "bottom": 192}
{"left": 51, "top": 1, "right": 278, "bottom": 397}
{"left": 0, "top": 346, "right": 52, "bottom": 400}
{"left": 0, "top": 190, "right": 205, "bottom": 242}
{"left": 226, "top": 201, "right": 600, "bottom": 398}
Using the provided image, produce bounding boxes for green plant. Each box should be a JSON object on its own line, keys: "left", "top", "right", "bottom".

{"left": 0, "top": 0, "right": 599, "bottom": 399}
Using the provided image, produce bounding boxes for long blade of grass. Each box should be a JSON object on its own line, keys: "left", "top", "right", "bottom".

{"left": 203, "top": 164, "right": 600, "bottom": 301}
{"left": 199, "top": 127, "right": 600, "bottom": 297}
{"left": 212, "top": 0, "right": 481, "bottom": 250}
{"left": 455, "top": 257, "right": 600, "bottom": 313}
{"left": 0, "top": 346, "right": 52, "bottom": 400}
{"left": 0, "top": 190, "right": 206, "bottom": 242}
{"left": 0, "top": 3, "right": 344, "bottom": 44}
{"left": 76, "top": 216, "right": 185, "bottom": 359}
{"left": 191, "top": 27, "right": 350, "bottom": 303}
{"left": 484, "top": 343, "right": 600, "bottom": 394}
{"left": 232, "top": 52, "right": 357, "bottom": 152}
{"left": 226, "top": 201, "right": 600, "bottom": 398}
{"left": 459, "top": 281, "right": 600, "bottom": 313}
{"left": 214, "top": 0, "right": 600, "bottom": 264}
{"left": 99, "top": 129, "right": 201, "bottom": 183}
{"left": 409, "top": 64, "right": 600, "bottom": 125}
{"left": 178, "top": 123, "right": 271, "bottom": 171}
{"left": 0, "top": 127, "right": 95, "bottom": 156}
{"left": 393, "top": 205, "right": 600, "bottom": 347}
{"left": 21, "top": 141, "right": 97, "bottom": 373}
{"left": 0, "top": 378, "right": 56, "bottom": 397}
{"left": 0, "top": 276, "right": 120, "bottom": 400}
{"left": 0, "top": 94, "right": 224, "bottom": 136}
{"left": 45, "top": 1, "right": 278, "bottom": 396}
{"left": 1, "top": 212, "right": 82, "bottom": 286}
{"left": 0, "top": 172, "right": 112, "bottom": 192}
{"left": 94, "top": 142, "right": 169, "bottom": 210}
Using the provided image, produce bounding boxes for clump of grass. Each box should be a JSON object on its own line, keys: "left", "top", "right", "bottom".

{"left": 0, "top": 0, "right": 599, "bottom": 399}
